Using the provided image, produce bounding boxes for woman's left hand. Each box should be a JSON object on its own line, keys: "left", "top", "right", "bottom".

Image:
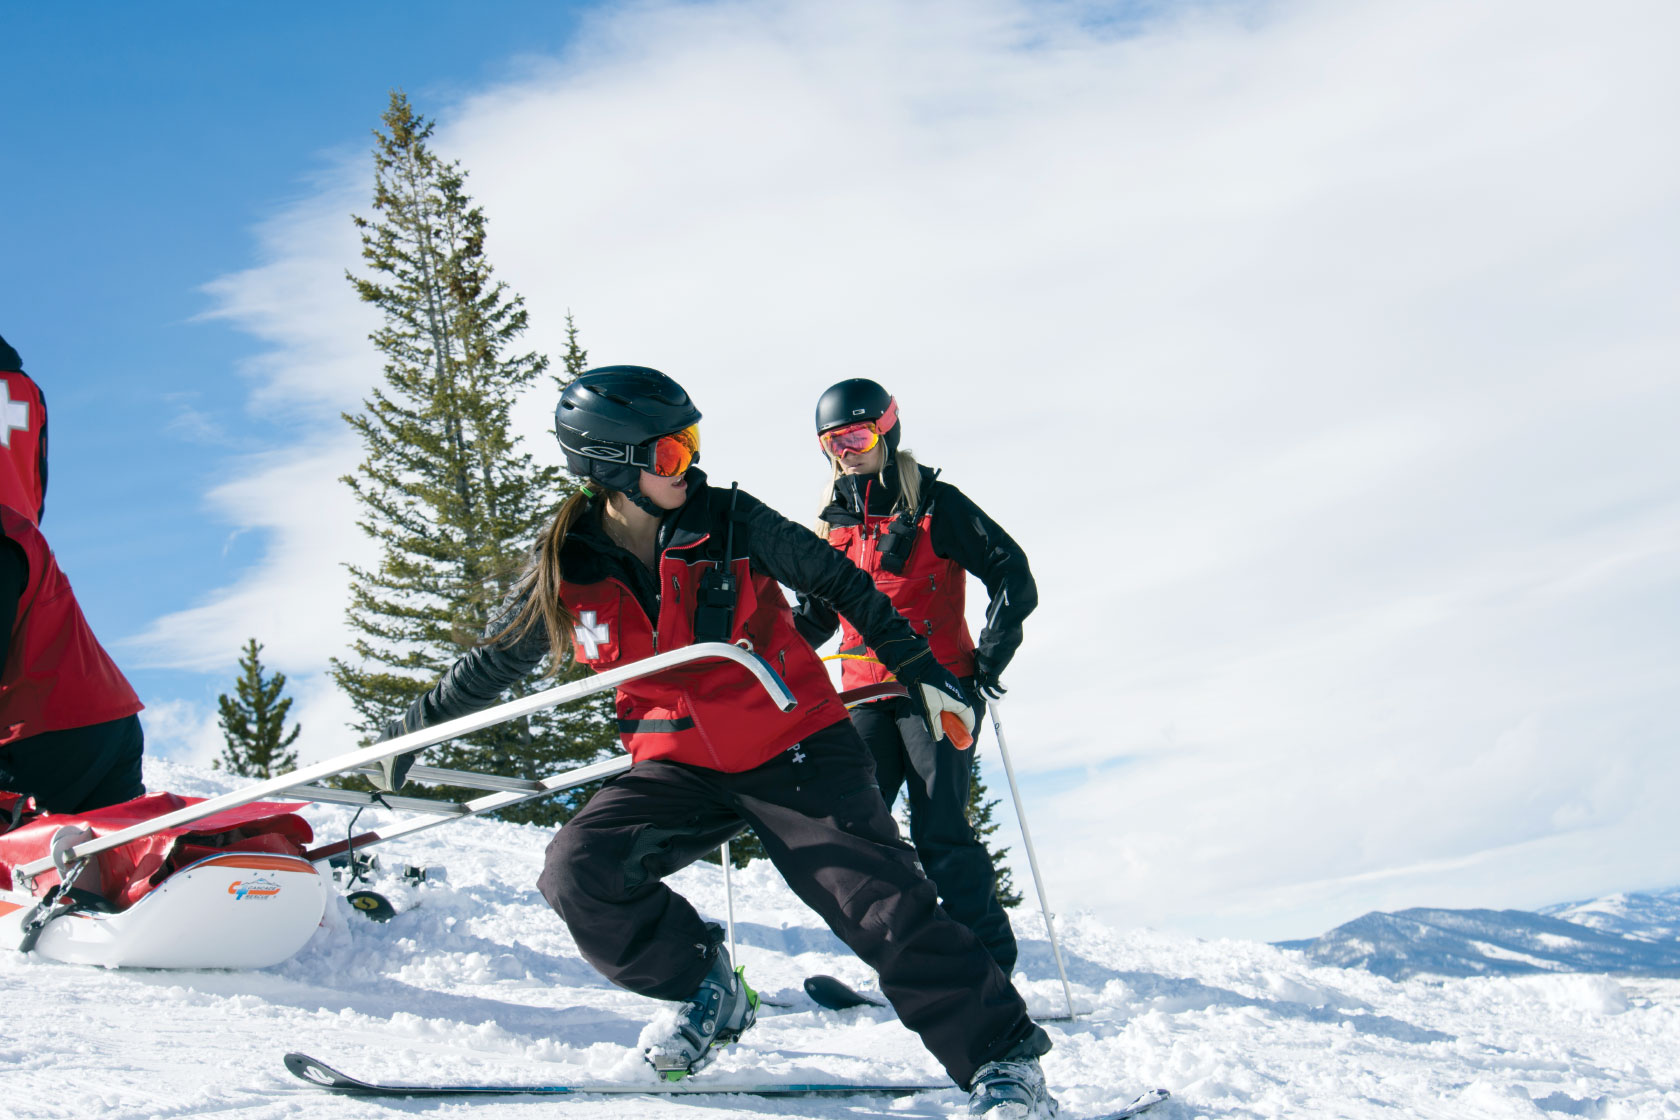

{"left": 899, "top": 656, "right": 977, "bottom": 744}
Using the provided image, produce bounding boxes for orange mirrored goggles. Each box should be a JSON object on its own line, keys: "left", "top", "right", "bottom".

{"left": 818, "top": 399, "right": 898, "bottom": 458}
{"left": 649, "top": 424, "right": 700, "bottom": 477}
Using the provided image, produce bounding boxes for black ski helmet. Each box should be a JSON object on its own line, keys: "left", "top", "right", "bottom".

{"left": 814, "top": 378, "right": 899, "bottom": 456}
{"left": 555, "top": 366, "right": 701, "bottom": 513}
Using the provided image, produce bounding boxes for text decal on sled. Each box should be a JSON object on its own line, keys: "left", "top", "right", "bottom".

{"left": 227, "top": 878, "right": 281, "bottom": 901}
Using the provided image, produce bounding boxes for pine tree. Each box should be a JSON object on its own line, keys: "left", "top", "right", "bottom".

{"left": 558, "top": 310, "right": 589, "bottom": 384}
{"left": 712, "top": 826, "right": 766, "bottom": 869}
{"left": 331, "top": 90, "right": 616, "bottom": 824}
{"left": 216, "top": 639, "right": 301, "bottom": 778}
{"left": 968, "top": 746, "right": 1023, "bottom": 909}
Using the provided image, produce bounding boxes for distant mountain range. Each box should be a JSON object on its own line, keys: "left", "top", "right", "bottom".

{"left": 1277, "top": 887, "right": 1680, "bottom": 980}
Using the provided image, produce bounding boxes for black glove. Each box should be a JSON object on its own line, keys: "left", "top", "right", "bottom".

{"left": 973, "top": 649, "right": 1009, "bottom": 701}
{"left": 895, "top": 652, "right": 976, "bottom": 744}
{"left": 371, "top": 717, "right": 419, "bottom": 793}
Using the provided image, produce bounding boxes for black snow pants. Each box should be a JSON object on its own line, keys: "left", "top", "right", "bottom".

{"left": 850, "top": 696, "right": 1019, "bottom": 973}
{"left": 537, "top": 717, "right": 1037, "bottom": 1089}
{"left": 0, "top": 714, "right": 144, "bottom": 816}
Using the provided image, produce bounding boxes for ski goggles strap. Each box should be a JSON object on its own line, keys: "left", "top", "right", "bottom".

{"left": 558, "top": 424, "right": 700, "bottom": 477}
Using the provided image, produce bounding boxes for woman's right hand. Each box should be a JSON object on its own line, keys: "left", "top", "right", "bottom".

{"left": 371, "top": 716, "right": 419, "bottom": 792}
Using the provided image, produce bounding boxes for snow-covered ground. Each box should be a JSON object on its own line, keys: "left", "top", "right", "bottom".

{"left": 5, "top": 760, "right": 1677, "bottom": 1119}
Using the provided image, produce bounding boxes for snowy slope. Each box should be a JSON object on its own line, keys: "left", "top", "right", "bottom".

{"left": 4, "top": 759, "right": 1679, "bottom": 1119}
{"left": 1277, "top": 907, "right": 1680, "bottom": 981}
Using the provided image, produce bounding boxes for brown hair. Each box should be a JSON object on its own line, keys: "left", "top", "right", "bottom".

{"left": 486, "top": 488, "right": 595, "bottom": 675}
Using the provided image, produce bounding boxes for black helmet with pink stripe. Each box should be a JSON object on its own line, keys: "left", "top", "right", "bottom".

{"left": 814, "top": 378, "right": 899, "bottom": 455}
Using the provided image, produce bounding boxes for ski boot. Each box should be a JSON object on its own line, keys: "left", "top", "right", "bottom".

{"left": 644, "top": 940, "right": 759, "bottom": 1081}
{"left": 968, "top": 1028, "right": 1059, "bottom": 1119}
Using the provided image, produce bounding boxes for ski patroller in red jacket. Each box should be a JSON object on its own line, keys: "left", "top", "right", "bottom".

{"left": 825, "top": 507, "right": 976, "bottom": 690}
{"left": 795, "top": 460, "right": 1038, "bottom": 692}
{"left": 0, "top": 337, "right": 48, "bottom": 524}
{"left": 0, "top": 505, "right": 143, "bottom": 745}
{"left": 387, "top": 471, "right": 937, "bottom": 772}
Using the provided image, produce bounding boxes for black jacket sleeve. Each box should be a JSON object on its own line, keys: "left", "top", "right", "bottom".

{"left": 381, "top": 583, "right": 552, "bottom": 740}
{"left": 792, "top": 586, "right": 841, "bottom": 649}
{"left": 926, "top": 481, "right": 1037, "bottom": 677}
{"left": 737, "top": 491, "right": 931, "bottom": 676}
{"left": 0, "top": 538, "right": 27, "bottom": 683}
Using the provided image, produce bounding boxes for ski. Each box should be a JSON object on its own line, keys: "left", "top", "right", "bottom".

{"left": 283, "top": 1052, "right": 946, "bottom": 1097}
{"left": 804, "top": 973, "right": 885, "bottom": 1010}
{"left": 1096, "top": 1088, "right": 1172, "bottom": 1118}
{"left": 800, "top": 974, "right": 1077, "bottom": 1023}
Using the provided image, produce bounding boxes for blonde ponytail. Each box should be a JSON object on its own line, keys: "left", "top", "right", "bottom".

{"left": 813, "top": 458, "right": 843, "bottom": 535}
{"left": 894, "top": 449, "right": 920, "bottom": 513}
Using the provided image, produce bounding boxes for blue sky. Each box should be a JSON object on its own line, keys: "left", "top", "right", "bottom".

{"left": 3, "top": 2, "right": 603, "bottom": 709}
{"left": 2, "top": 0, "right": 1676, "bottom": 941}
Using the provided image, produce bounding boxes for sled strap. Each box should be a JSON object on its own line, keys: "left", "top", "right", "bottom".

{"left": 16, "top": 857, "right": 91, "bottom": 953}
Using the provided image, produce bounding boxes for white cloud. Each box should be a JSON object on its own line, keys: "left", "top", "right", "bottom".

{"left": 139, "top": 698, "right": 224, "bottom": 771}
{"left": 127, "top": 437, "right": 370, "bottom": 674}
{"left": 140, "top": 671, "right": 363, "bottom": 775}
{"left": 137, "top": 0, "right": 1680, "bottom": 939}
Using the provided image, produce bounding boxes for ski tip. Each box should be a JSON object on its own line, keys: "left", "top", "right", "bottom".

{"left": 284, "top": 1052, "right": 364, "bottom": 1091}
{"left": 1113, "top": 1088, "right": 1171, "bottom": 1117}
{"left": 803, "top": 974, "right": 885, "bottom": 1010}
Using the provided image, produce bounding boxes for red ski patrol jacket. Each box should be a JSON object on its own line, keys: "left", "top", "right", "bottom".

{"left": 0, "top": 364, "right": 47, "bottom": 526}
{"left": 560, "top": 535, "right": 843, "bottom": 772}
{"left": 0, "top": 505, "right": 143, "bottom": 744}
{"left": 388, "top": 472, "right": 937, "bottom": 772}
{"left": 795, "top": 461, "right": 1037, "bottom": 693}
{"left": 825, "top": 506, "right": 976, "bottom": 691}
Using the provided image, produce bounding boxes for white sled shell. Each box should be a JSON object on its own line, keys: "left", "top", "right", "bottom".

{"left": 0, "top": 852, "right": 326, "bottom": 969}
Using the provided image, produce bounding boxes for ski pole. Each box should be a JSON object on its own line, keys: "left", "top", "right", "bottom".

{"left": 721, "top": 839, "right": 737, "bottom": 966}
{"left": 987, "top": 699, "right": 1077, "bottom": 1020}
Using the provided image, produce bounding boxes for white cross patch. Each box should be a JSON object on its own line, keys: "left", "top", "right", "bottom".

{"left": 574, "top": 610, "right": 611, "bottom": 659}
{"left": 0, "top": 380, "right": 29, "bottom": 449}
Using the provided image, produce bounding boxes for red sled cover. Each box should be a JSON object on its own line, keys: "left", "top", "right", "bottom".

{"left": 0, "top": 792, "right": 313, "bottom": 909}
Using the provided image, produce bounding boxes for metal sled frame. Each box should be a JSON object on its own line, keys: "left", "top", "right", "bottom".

{"left": 13, "top": 643, "right": 795, "bottom": 890}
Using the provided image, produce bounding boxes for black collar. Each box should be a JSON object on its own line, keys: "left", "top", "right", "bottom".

{"left": 565, "top": 469, "right": 717, "bottom": 573}
{"left": 832, "top": 458, "right": 903, "bottom": 518}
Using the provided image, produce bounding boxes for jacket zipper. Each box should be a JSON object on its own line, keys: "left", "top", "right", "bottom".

{"left": 651, "top": 533, "right": 709, "bottom": 652}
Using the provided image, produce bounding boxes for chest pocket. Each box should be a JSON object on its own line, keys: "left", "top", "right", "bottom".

{"left": 833, "top": 526, "right": 880, "bottom": 577}
{"left": 568, "top": 586, "right": 626, "bottom": 666}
